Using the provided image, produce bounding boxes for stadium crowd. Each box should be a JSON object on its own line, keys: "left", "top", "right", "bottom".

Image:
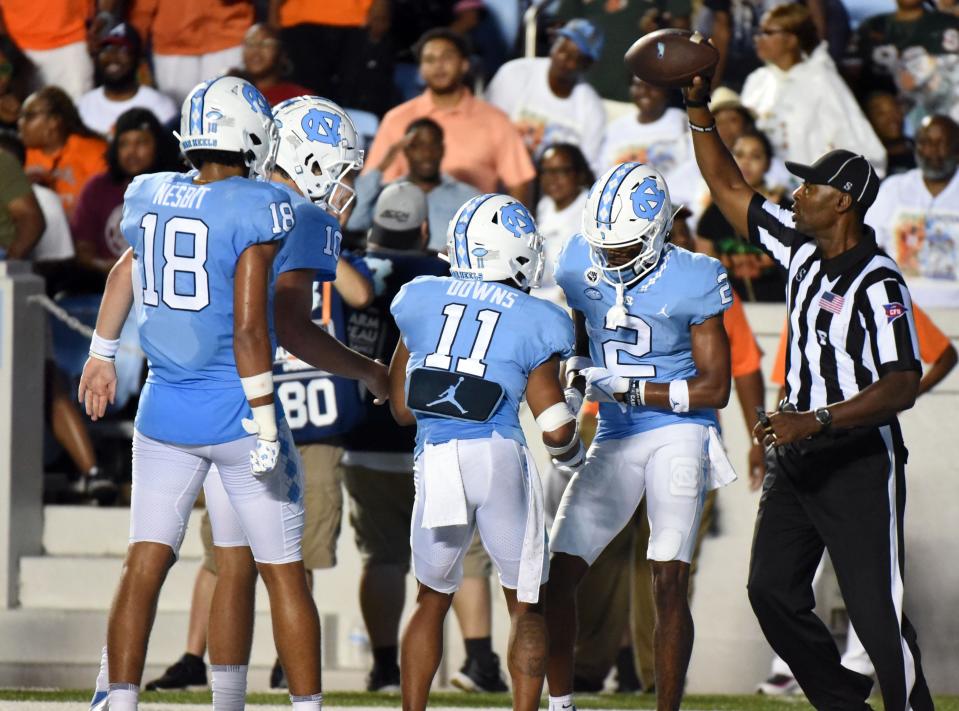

{"left": 1, "top": 0, "right": 957, "bottom": 703}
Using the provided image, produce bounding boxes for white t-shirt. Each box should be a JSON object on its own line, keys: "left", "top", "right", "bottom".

{"left": 599, "top": 107, "right": 695, "bottom": 180}
{"left": 867, "top": 168, "right": 959, "bottom": 307}
{"left": 77, "top": 85, "right": 178, "bottom": 136}
{"left": 486, "top": 57, "right": 606, "bottom": 173}
{"left": 30, "top": 185, "right": 74, "bottom": 262}
{"left": 533, "top": 189, "right": 588, "bottom": 306}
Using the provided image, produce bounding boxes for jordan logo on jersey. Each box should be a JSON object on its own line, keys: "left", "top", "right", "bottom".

{"left": 426, "top": 377, "right": 468, "bottom": 415}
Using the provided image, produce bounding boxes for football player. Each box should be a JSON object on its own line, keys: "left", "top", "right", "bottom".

{"left": 387, "top": 194, "right": 583, "bottom": 711}
{"left": 79, "top": 82, "right": 372, "bottom": 711}
{"left": 544, "top": 163, "right": 737, "bottom": 711}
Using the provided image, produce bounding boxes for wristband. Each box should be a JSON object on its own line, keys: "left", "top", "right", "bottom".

{"left": 668, "top": 380, "right": 690, "bottom": 413}
{"left": 688, "top": 120, "right": 717, "bottom": 133}
{"left": 627, "top": 379, "right": 647, "bottom": 408}
{"left": 249, "top": 403, "right": 278, "bottom": 442}
{"left": 90, "top": 330, "right": 120, "bottom": 361}
{"left": 240, "top": 371, "right": 274, "bottom": 401}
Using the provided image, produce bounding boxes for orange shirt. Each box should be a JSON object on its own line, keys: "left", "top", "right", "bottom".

{"left": 724, "top": 293, "right": 763, "bottom": 378}
{"left": 26, "top": 134, "right": 107, "bottom": 218}
{"left": 129, "top": 0, "right": 253, "bottom": 56}
{"left": 0, "top": 0, "right": 91, "bottom": 50}
{"left": 364, "top": 89, "right": 536, "bottom": 194}
{"left": 770, "top": 303, "right": 950, "bottom": 386}
{"left": 278, "top": 0, "right": 373, "bottom": 28}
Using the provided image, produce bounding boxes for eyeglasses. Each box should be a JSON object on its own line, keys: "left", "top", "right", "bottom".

{"left": 0, "top": 62, "right": 12, "bottom": 77}
{"left": 541, "top": 166, "right": 576, "bottom": 177}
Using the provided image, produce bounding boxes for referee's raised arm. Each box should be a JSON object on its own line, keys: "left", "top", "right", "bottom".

{"left": 682, "top": 76, "right": 755, "bottom": 239}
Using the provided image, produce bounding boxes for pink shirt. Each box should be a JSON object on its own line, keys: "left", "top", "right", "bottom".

{"left": 364, "top": 89, "right": 535, "bottom": 194}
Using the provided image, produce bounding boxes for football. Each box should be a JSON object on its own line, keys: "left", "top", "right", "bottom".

{"left": 624, "top": 29, "right": 719, "bottom": 88}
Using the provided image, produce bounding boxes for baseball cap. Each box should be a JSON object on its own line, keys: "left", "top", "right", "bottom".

{"left": 370, "top": 181, "right": 428, "bottom": 247}
{"left": 785, "top": 149, "right": 881, "bottom": 210}
{"left": 100, "top": 22, "right": 142, "bottom": 56}
{"left": 556, "top": 19, "right": 604, "bottom": 63}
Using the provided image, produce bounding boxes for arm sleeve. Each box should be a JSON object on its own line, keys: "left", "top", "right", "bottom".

{"left": 861, "top": 278, "right": 921, "bottom": 375}
{"left": 913, "top": 303, "right": 951, "bottom": 364}
{"left": 724, "top": 293, "right": 763, "bottom": 378}
{"left": 346, "top": 169, "right": 383, "bottom": 232}
{"left": 746, "top": 192, "right": 807, "bottom": 268}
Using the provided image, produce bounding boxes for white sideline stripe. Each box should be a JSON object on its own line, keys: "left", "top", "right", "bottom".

{"left": 0, "top": 706, "right": 681, "bottom": 711}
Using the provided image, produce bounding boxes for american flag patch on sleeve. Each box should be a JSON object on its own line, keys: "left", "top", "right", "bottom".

{"left": 818, "top": 291, "right": 844, "bottom": 314}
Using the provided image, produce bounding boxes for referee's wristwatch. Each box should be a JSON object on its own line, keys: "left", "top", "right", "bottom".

{"left": 814, "top": 407, "right": 833, "bottom": 432}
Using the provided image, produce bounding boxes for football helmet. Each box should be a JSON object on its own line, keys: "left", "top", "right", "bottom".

{"left": 272, "top": 96, "right": 364, "bottom": 214}
{"left": 176, "top": 76, "right": 277, "bottom": 180}
{"left": 446, "top": 194, "right": 544, "bottom": 290}
{"left": 581, "top": 162, "right": 674, "bottom": 287}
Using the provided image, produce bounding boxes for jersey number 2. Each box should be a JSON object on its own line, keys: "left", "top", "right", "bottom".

{"left": 603, "top": 312, "right": 655, "bottom": 377}
{"left": 140, "top": 213, "right": 209, "bottom": 311}
{"left": 425, "top": 303, "right": 500, "bottom": 378}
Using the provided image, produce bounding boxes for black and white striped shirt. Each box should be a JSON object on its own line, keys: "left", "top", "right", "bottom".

{"left": 747, "top": 195, "right": 921, "bottom": 411}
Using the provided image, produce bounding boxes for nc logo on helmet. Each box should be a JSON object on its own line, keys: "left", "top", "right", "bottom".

{"left": 630, "top": 177, "right": 665, "bottom": 220}
{"left": 241, "top": 84, "right": 272, "bottom": 117}
{"left": 302, "top": 109, "right": 342, "bottom": 146}
{"left": 500, "top": 203, "right": 535, "bottom": 238}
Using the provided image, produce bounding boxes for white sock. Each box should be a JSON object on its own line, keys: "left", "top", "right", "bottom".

{"left": 291, "top": 692, "right": 323, "bottom": 710}
{"left": 211, "top": 664, "right": 248, "bottom": 711}
{"left": 108, "top": 682, "right": 139, "bottom": 711}
{"left": 549, "top": 694, "right": 575, "bottom": 711}
{"left": 94, "top": 645, "right": 109, "bottom": 692}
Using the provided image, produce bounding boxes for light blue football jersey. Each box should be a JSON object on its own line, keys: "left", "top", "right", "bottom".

{"left": 123, "top": 171, "right": 296, "bottom": 445}
{"left": 555, "top": 234, "right": 732, "bottom": 440}
{"left": 271, "top": 182, "right": 340, "bottom": 281}
{"left": 391, "top": 276, "right": 575, "bottom": 454}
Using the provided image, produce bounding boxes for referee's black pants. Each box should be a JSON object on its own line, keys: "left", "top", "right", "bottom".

{"left": 747, "top": 422, "right": 934, "bottom": 711}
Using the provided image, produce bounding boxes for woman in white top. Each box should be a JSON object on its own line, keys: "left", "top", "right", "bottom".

{"left": 741, "top": 3, "right": 886, "bottom": 174}
{"left": 533, "top": 143, "right": 593, "bottom": 306}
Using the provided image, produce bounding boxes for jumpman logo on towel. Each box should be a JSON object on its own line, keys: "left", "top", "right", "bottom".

{"left": 426, "top": 376, "right": 468, "bottom": 414}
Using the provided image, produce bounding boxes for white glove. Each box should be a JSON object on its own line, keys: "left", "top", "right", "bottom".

{"left": 242, "top": 417, "right": 280, "bottom": 475}
{"left": 581, "top": 367, "right": 629, "bottom": 413}
{"left": 563, "top": 386, "right": 584, "bottom": 416}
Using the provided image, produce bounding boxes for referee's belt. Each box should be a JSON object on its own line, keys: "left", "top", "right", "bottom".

{"left": 407, "top": 368, "right": 504, "bottom": 423}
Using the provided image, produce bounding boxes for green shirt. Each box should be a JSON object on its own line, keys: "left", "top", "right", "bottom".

{"left": 0, "top": 150, "right": 32, "bottom": 251}
{"left": 556, "top": 0, "right": 692, "bottom": 103}
{"left": 854, "top": 11, "right": 959, "bottom": 91}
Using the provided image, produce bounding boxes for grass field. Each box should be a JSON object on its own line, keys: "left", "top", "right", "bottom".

{"left": 1, "top": 690, "right": 958, "bottom": 711}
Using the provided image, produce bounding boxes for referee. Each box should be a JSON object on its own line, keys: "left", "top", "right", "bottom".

{"left": 684, "top": 76, "right": 934, "bottom": 711}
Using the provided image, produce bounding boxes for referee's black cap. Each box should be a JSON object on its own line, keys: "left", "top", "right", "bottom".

{"left": 786, "top": 150, "right": 881, "bottom": 210}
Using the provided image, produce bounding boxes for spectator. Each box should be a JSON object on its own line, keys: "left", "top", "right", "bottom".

{"left": 486, "top": 19, "right": 605, "bottom": 171}
{"left": 867, "top": 114, "right": 959, "bottom": 307}
{"left": 534, "top": 143, "right": 593, "bottom": 305}
{"left": 865, "top": 91, "right": 917, "bottom": 176}
{"left": 554, "top": 0, "right": 692, "bottom": 102}
{"left": 700, "top": 0, "right": 767, "bottom": 92}
{"left": 0, "top": 130, "right": 71, "bottom": 267}
{"left": 0, "top": 128, "right": 42, "bottom": 260}
{"left": 599, "top": 78, "right": 692, "bottom": 174}
{"left": 741, "top": 3, "right": 886, "bottom": 173}
{"left": 364, "top": 29, "right": 535, "bottom": 203}
{"left": 268, "top": 0, "right": 394, "bottom": 117}
{"left": 0, "top": 36, "right": 35, "bottom": 131}
{"left": 851, "top": 0, "right": 959, "bottom": 128}
{"left": 128, "top": 0, "right": 253, "bottom": 105}
{"left": 235, "top": 23, "right": 311, "bottom": 106}
{"left": 72, "top": 108, "right": 180, "bottom": 286}
{"left": 350, "top": 118, "right": 480, "bottom": 252}
{"left": 0, "top": 0, "right": 98, "bottom": 99}
{"left": 20, "top": 86, "right": 107, "bottom": 217}
{"left": 697, "top": 130, "right": 788, "bottom": 301}
{"left": 77, "top": 23, "right": 177, "bottom": 137}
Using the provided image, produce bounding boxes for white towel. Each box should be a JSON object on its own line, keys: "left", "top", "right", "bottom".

{"left": 517, "top": 446, "right": 546, "bottom": 604}
{"left": 706, "top": 426, "right": 738, "bottom": 490}
{"left": 420, "top": 441, "right": 468, "bottom": 529}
